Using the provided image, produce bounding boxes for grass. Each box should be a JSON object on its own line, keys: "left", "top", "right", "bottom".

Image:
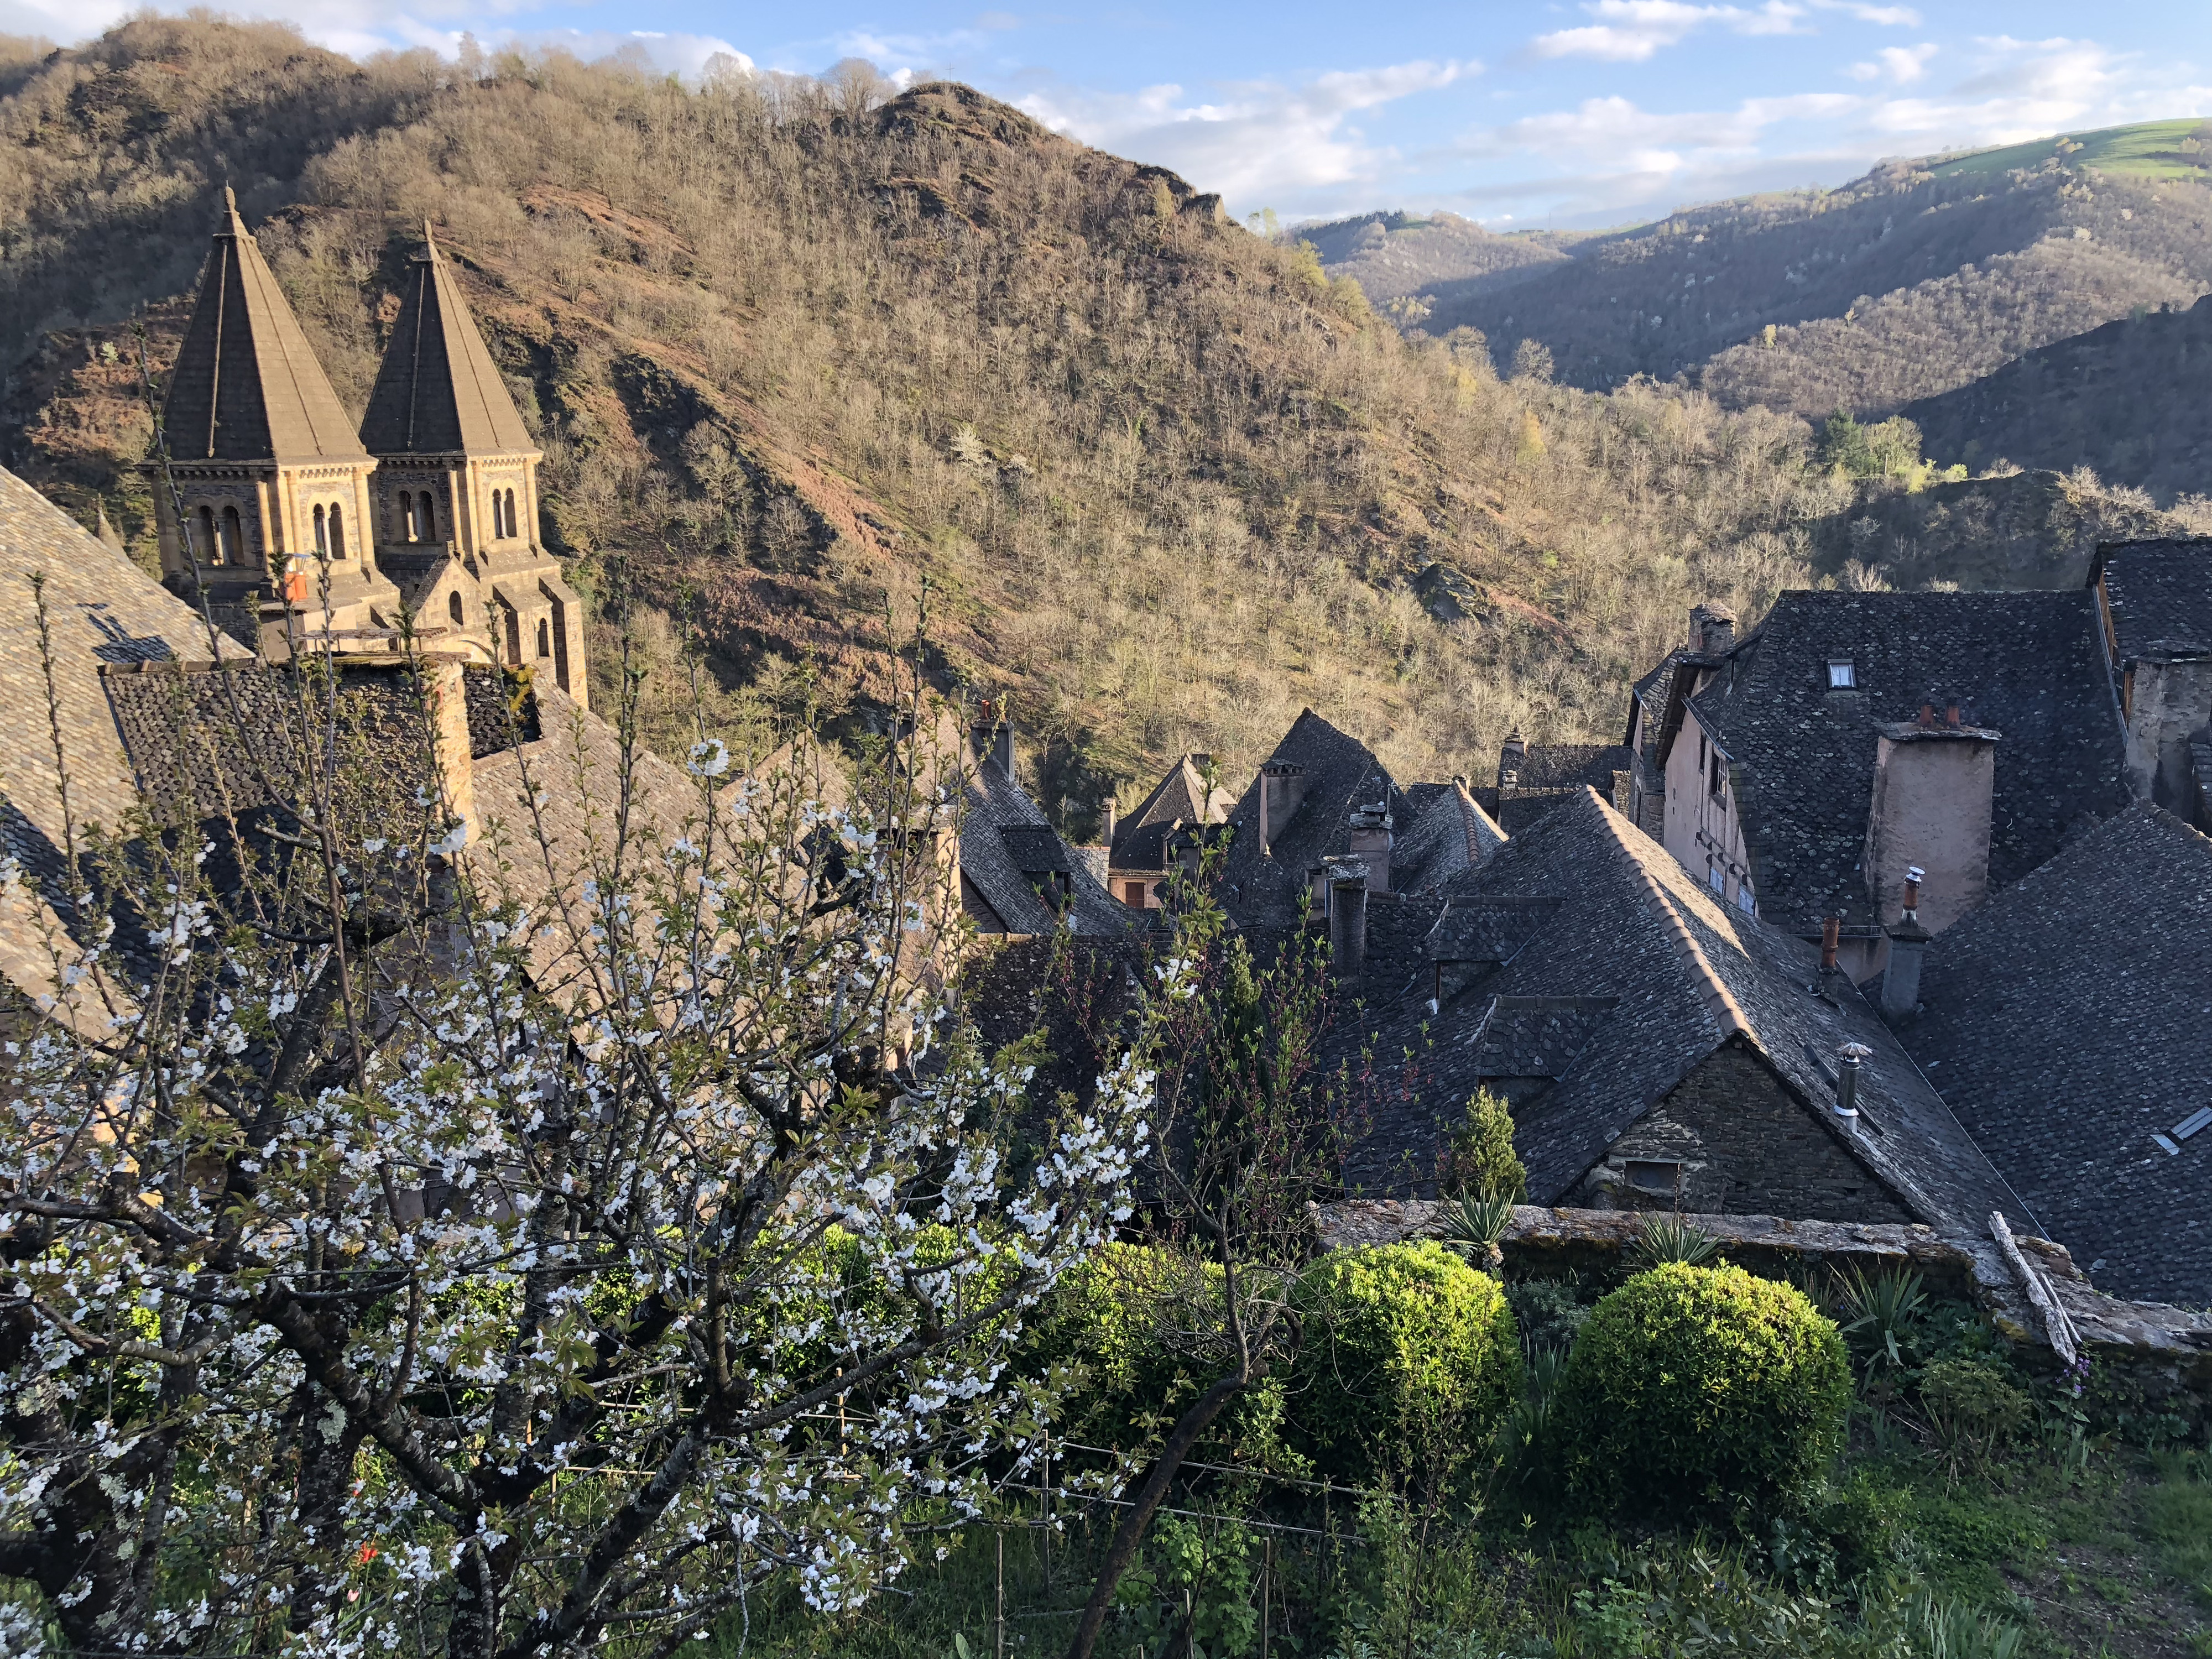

{"left": 1928, "top": 118, "right": 2212, "bottom": 181}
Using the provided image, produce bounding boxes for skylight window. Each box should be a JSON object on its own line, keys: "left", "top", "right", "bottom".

{"left": 1827, "top": 660, "right": 1857, "bottom": 689}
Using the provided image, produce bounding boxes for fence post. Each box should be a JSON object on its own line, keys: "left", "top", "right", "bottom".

{"left": 1041, "top": 1444, "right": 1051, "bottom": 1589}
{"left": 1260, "top": 1534, "right": 1272, "bottom": 1659}
{"left": 995, "top": 1530, "right": 1006, "bottom": 1659}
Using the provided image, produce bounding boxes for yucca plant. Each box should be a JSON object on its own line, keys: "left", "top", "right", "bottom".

{"left": 1835, "top": 1264, "right": 1928, "bottom": 1378}
{"left": 1627, "top": 1213, "right": 1720, "bottom": 1270}
{"left": 1437, "top": 1190, "right": 1517, "bottom": 1275}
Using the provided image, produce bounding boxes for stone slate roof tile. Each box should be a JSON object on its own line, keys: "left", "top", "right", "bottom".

{"left": 360, "top": 228, "right": 538, "bottom": 459}
{"left": 1331, "top": 789, "right": 2025, "bottom": 1233}
{"left": 961, "top": 755, "right": 1139, "bottom": 937}
{"left": 2092, "top": 537, "right": 2212, "bottom": 663}
{"left": 1219, "top": 710, "right": 1401, "bottom": 928}
{"left": 1683, "top": 591, "right": 2130, "bottom": 937}
{"left": 1393, "top": 780, "right": 1506, "bottom": 894}
{"left": 1901, "top": 804, "right": 2212, "bottom": 1306}
{"left": 165, "top": 196, "right": 372, "bottom": 465}
{"left": 1109, "top": 754, "right": 1234, "bottom": 870}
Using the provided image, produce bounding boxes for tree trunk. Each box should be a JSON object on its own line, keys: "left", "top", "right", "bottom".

{"left": 1061, "top": 1370, "right": 1246, "bottom": 1659}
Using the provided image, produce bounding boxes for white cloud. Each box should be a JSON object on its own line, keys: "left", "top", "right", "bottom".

{"left": 1019, "top": 58, "right": 1473, "bottom": 210}
{"left": 1808, "top": 0, "right": 1921, "bottom": 25}
{"left": 1846, "top": 42, "right": 1937, "bottom": 83}
{"left": 1532, "top": 1, "right": 1808, "bottom": 64}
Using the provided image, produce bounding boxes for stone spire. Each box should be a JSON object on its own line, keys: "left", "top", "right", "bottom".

{"left": 163, "top": 189, "right": 373, "bottom": 466}
{"left": 359, "top": 222, "right": 535, "bottom": 458}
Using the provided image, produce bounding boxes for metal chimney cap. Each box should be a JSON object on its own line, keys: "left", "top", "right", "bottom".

{"left": 1837, "top": 1041, "right": 1873, "bottom": 1062}
{"left": 1905, "top": 864, "right": 1925, "bottom": 883}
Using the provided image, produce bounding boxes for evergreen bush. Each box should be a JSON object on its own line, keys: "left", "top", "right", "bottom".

{"left": 1554, "top": 1261, "right": 1850, "bottom": 1520}
{"left": 1292, "top": 1241, "right": 1521, "bottom": 1480}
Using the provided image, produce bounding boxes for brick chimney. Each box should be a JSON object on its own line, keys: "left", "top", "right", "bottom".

{"left": 1498, "top": 731, "right": 1527, "bottom": 794}
{"left": 1690, "top": 601, "right": 1737, "bottom": 658}
{"left": 425, "top": 656, "right": 478, "bottom": 843}
{"left": 1864, "top": 714, "right": 2000, "bottom": 942}
{"left": 1257, "top": 760, "right": 1306, "bottom": 857}
{"left": 1880, "top": 863, "right": 1931, "bottom": 1018}
{"left": 1327, "top": 861, "right": 1369, "bottom": 977}
{"left": 971, "top": 717, "right": 1015, "bottom": 778}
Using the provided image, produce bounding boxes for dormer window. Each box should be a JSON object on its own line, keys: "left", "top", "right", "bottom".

{"left": 1827, "top": 660, "right": 1856, "bottom": 690}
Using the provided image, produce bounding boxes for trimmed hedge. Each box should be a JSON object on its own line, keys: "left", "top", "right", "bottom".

{"left": 1554, "top": 1261, "right": 1850, "bottom": 1520}
{"left": 1292, "top": 1241, "right": 1521, "bottom": 1480}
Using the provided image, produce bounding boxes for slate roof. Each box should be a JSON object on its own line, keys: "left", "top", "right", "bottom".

{"left": 1330, "top": 788, "right": 2028, "bottom": 1234}
{"left": 1218, "top": 711, "right": 1402, "bottom": 928}
{"left": 1109, "top": 753, "right": 1235, "bottom": 873}
{"left": 1900, "top": 805, "right": 2212, "bottom": 1306}
{"left": 164, "top": 194, "right": 372, "bottom": 465}
{"left": 1394, "top": 780, "right": 1507, "bottom": 894}
{"left": 1490, "top": 741, "right": 1634, "bottom": 833}
{"left": 359, "top": 227, "right": 539, "bottom": 460}
{"left": 1674, "top": 590, "right": 2130, "bottom": 938}
{"left": 961, "top": 750, "right": 1138, "bottom": 937}
{"left": 2091, "top": 537, "right": 2212, "bottom": 664}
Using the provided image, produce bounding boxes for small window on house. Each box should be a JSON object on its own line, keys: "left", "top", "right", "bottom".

{"left": 1121, "top": 881, "right": 1145, "bottom": 906}
{"left": 1626, "top": 1160, "right": 1682, "bottom": 1194}
{"left": 1736, "top": 881, "right": 1756, "bottom": 916}
{"left": 1697, "top": 733, "right": 1706, "bottom": 766}
{"left": 1709, "top": 754, "right": 1725, "bottom": 799}
{"left": 1827, "top": 660, "right": 1856, "bottom": 689}
{"left": 448, "top": 591, "right": 465, "bottom": 626}
{"left": 1707, "top": 860, "right": 1724, "bottom": 894}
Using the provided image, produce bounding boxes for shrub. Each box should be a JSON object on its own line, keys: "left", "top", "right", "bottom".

{"left": 1505, "top": 1277, "right": 1589, "bottom": 1355}
{"left": 1441, "top": 1086, "right": 1526, "bottom": 1199}
{"left": 1554, "top": 1261, "right": 1851, "bottom": 1521}
{"left": 1918, "top": 1356, "right": 2032, "bottom": 1470}
{"left": 1292, "top": 1241, "right": 1521, "bottom": 1480}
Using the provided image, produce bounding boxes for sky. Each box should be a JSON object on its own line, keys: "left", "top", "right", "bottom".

{"left": 7, "top": 0, "right": 2209, "bottom": 228}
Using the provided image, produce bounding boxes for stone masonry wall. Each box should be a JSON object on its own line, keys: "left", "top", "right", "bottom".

{"left": 1576, "top": 1037, "right": 1914, "bottom": 1224}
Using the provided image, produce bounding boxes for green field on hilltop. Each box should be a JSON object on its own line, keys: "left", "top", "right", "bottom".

{"left": 1930, "top": 118, "right": 2212, "bottom": 181}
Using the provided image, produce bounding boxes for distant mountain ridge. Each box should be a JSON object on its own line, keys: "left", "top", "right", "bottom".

{"left": 1313, "top": 121, "right": 2212, "bottom": 499}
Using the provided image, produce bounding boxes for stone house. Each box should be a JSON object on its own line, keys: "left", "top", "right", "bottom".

{"left": 1632, "top": 590, "right": 2130, "bottom": 984}
{"left": 150, "top": 195, "right": 588, "bottom": 703}
{"left": 1105, "top": 753, "right": 1237, "bottom": 909}
{"left": 1324, "top": 786, "right": 2030, "bottom": 1237}
{"left": 2090, "top": 536, "right": 2212, "bottom": 827}
{"left": 959, "top": 719, "right": 1135, "bottom": 937}
{"left": 1479, "top": 732, "right": 1633, "bottom": 833}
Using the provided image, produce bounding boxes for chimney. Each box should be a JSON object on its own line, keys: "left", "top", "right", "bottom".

{"left": 1690, "top": 601, "right": 1737, "bottom": 657}
{"left": 1499, "top": 731, "right": 1527, "bottom": 794}
{"left": 1864, "top": 715, "right": 1999, "bottom": 943}
{"left": 426, "top": 657, "right": 478, "bottom": 844}
{"left": 1346, "top": 801, "right": 1394, "bottom": 892}
{"left": 1258, "top": 760, "right": 1306, "bottom": 857}
{"left": 1833, "top": 1041, "right": 1870, "bottom": 1120}
{"left": 1820, "top": 916, "right": 1840, "bottom": 973}
{"left": 1103, "top": 796, "right": 1117, "bottom": 847}
{"left": 1880, "top": 864, "right": 1931, "bottom": 1018}
{"left": 1328, "top": 863, "right": 1369, "bottom": 978}
{"left": 993, "top": 719, "right": 1014, "bottom": 778}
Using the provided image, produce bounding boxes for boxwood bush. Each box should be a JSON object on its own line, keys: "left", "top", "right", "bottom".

{"left": 1554, "top": 1260, "right": 1850, "bottom": 1520}
{"left": 1291, "top": 1240, "right": 1521, "bottom": 1480}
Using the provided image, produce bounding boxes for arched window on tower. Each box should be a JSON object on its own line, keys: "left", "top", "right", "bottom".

{"left": 537, "top": 617, "right": 550, "bottom": 658}
{"left": 505, "top": 489, "right": 519, "bottom": 539}
{"left": 220, "top": 505, "right": 243, "bottom": 566}
{"left": 448, "top": 590, "right": 465, "bottom": 627}
{"left": 419, "top": 492, "right": 436, "bottom": 543}
{"left": 313, "top": 503, "right": 328, "bottom": 554}
{"left": 197, "top": 505, "right": 218, "bottom": 565}
{"left": 504, "top": 608, "right": 521, "bottom": 665}
{"left": 330, "top": 504, "right": 346, "bottom": 557}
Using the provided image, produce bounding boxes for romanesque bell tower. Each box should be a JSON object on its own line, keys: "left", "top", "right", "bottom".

{"left": 359, "top": 226, "right": 588, "bottom": 706}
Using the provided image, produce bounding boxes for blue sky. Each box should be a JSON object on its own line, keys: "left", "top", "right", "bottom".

{"left": 9, "top": 0, "right": 2209, "bottom": 227}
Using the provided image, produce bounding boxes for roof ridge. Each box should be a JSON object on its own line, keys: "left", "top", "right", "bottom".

{"left": 1585, "top": 786, "right": 1752, "bottom": 1040}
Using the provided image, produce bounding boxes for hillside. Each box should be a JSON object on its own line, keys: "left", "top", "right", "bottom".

{"left": 0, "top": 20, "right": 2194, "bottom": 833}
{"left": 1326, "top": 122, "right": 2212, "bottom": 498}
{"left": 1291, "top": 210, "right": 1570, "bottom": 313}
{"left": 1896, "top": 295, "right": 2210, "bottom": 505}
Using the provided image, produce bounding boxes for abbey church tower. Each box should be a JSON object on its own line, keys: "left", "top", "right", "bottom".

{"left": 153, "top": 190, "right": 397, "bottom": 643}
{"left": 360, "top": 225, "right": 588, "bottom": 706}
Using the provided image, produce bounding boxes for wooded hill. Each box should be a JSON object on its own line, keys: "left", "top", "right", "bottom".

{"left": 0, "top": 20, "right": 2197, "bottom": 830}
{"left": 1311, "top": 123, "right": 2212, "bottom": 500}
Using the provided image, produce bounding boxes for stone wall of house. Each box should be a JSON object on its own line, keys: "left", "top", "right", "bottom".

{"left": 1574, "top": 1039, "right": 1914, "bottom": 1224}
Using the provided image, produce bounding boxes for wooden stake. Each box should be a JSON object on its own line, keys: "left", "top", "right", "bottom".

{"left": 1260, "top": 1535, "right": 1272, "bottom": 1659}
{"left": 995, "top": 1530, "right": 1005, "bottom": 1659}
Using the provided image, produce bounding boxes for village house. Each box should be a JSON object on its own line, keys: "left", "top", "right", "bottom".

{"left": 2090, "top": 536, "right": 2212, "bottom": 827}
{"left": 1628, "top": 591, "right": 2130, "bottom": 984}
{"left": 1478, "top": 730, "right": 1633, "bottom": 833}
{"left": 1320, "top": 787, "right": 2029, "bottom": 1238}
{"left": 1104, "top": 752, "right": 1237, "bottom": 909}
